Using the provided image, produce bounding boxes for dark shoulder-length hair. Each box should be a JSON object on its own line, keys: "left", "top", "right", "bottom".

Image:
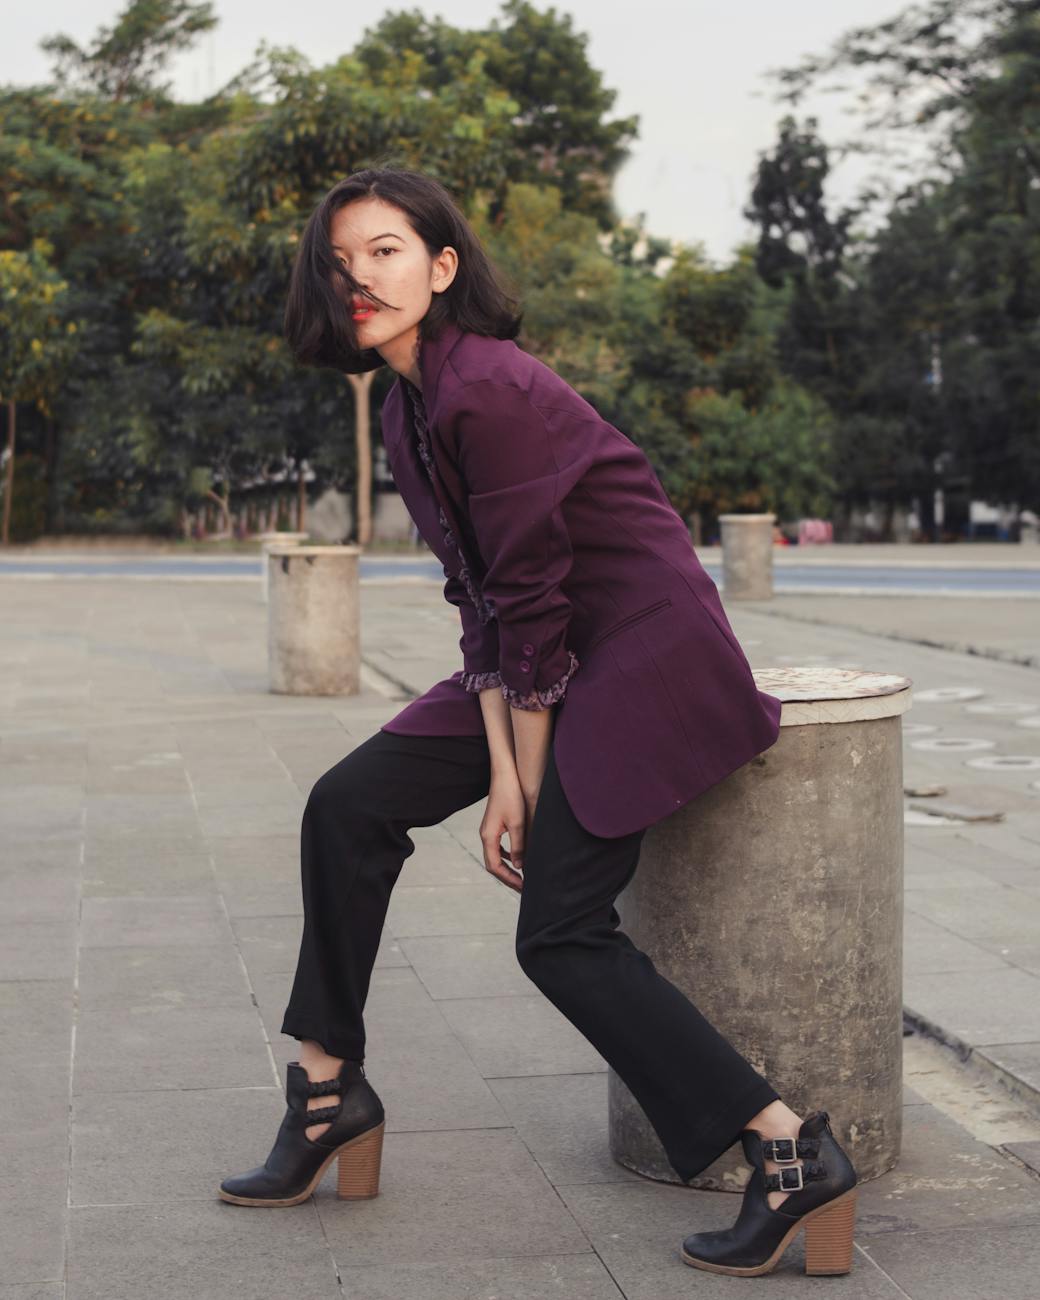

{"left": 284, "top": 165, "right": 523, "bottom": 374}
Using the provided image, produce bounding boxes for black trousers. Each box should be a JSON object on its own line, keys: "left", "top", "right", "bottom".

{"left": 280, "top": 727, "right": 781, "bottom": 1182}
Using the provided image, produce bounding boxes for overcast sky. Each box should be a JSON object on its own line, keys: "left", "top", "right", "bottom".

{"left": 3, "top": 1, "right": 907, "bottom": 263}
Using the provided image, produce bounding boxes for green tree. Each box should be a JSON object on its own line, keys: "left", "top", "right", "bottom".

{"left": 351, "top": 0, "right": 640, "bottom": 226}
{"left": 764, "top": 0, "right": 1040, "bottom": 518}
{"left": 0, "top": 242, "right": 78, "bottom": 542}
{"left": 0, "top": 0, "right": 232, "bottom": 532}
{"left": 41, "top": 0, "right": 217, "bottom": 101}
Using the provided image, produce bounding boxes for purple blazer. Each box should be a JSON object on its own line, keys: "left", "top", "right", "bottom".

{"left": 378, "top": 319, "right": 783, "bottom": 838}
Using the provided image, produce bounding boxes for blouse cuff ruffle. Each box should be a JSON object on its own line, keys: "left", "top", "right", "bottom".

{"left": 500, "top": 649, "right": 580, "bottom": 711}
{"left": 459, "top": 668, "right": 503, "bottom": 693}
{"left": 459, "top": 650, "right": 580, "bottom": 709}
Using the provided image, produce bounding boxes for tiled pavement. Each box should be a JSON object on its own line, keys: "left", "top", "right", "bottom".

{"left": 1, "top": 569, "right": 1039, "bottom": 1297}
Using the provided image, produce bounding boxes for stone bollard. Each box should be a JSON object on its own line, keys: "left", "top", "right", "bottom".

{"left": 257, "top": 531, "right": 309, "bottom": 604}
{"left": 719, "top": 512, "right": 776, "bottom": 599}
{"left": 267, "top": 544, "right": 363, "bottom": 696}
{"left": 609, "top": 666, "right": 912, "bottom": 1189}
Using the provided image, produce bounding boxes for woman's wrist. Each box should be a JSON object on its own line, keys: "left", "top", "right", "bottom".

{"left": 477, "top": 684, "right": 518, "bottom": 779}
{"left": 509, "top": 703, "right": 554, "bottom": 787}
{"left": 490, "top": 756, "right": 521, "bottom": 784}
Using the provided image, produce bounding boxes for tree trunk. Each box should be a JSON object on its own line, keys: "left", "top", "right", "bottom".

{"left": 348, "top": 370, "right": 376, "bottom": 545}
{"left": 297, "top": 465, "right": 307, "bottom": 533}
{"left": 2, "top": 399, "right": 16, "bottom": 546}
{"left": 204, "top": 486, "right": 231, "bottom": 537}
{"left": 43, "top": 414, "right": 59, "bottom": 534}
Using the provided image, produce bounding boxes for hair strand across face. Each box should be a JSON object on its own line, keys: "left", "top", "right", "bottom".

{"left": 284, "top": 165, "right": 523, "bottom": 374}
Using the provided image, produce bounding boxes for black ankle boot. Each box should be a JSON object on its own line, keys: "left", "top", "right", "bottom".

{"left": 680, "top": 1110, "right": 859, "bottom": 1276}
{"left": 218, "top": 1057, "right": 385, "bottom": 1207}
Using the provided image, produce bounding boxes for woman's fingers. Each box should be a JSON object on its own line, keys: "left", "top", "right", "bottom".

{"left": 488, "top": 856, "right": 523, "bottom": 892}
{"left": 481, "top": 819, "right": 524, "bottom": 893}
{"left": 508, "top": 817, "right": 525, "bottom": 875}
{"left": 483, "top": 821, "right": 525, "bottom": 894}
{"left": 487, "top": 847, "right": 523, "bottom": 892}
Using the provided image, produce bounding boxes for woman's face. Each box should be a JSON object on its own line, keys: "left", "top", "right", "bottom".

{"left": 328, "top": 196, "right": 457, "bottom": 364}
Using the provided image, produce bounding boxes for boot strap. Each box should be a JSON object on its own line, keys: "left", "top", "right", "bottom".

{"left": 761, "top": 1136, "right": 820, "bottom": 1163}
{"left": 763, "top": 1159, "right": 827, "bottom": 1192}
{"left": 305, "top": 1077, "right": 345, "bottom": 1097}
{"left": 301, "top": 1102, "right": 342, "bottom": 1124}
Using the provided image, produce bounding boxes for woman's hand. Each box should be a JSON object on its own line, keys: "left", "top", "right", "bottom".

{"left": 480, "top": 767, "right": 528, "bottom": 892}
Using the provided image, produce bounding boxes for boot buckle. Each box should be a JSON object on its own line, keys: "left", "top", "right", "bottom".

{"left": 764, "top": 1137, "right": 798, "bottom": 1163}
{"left": 778, "top": 1164, "right": 804, "bottom": 1192}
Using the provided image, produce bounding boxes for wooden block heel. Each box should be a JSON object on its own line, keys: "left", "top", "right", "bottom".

{"left": 336, "top": 1119, "right": 385, "bottom": 1199}
{"left": 803, "top": 1188, "right": 857, "bottom": 1275}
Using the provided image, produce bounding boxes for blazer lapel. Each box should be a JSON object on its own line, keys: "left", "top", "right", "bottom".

{"left": 381, "top": 322, "right": 487, "bottom": 583}
{"left": 382, "top": 382, "right": 455, "bottom": 571}
{"left": 378, "top": 318, "right": 462, "bottom": 467}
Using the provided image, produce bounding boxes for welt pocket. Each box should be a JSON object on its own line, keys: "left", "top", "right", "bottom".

{"left": 586, "top": 597, "right": 673, "bottom": 651}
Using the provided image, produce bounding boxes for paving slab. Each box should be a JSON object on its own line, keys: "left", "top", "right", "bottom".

{"left": 79, "top": 894, "right": 231, "bottom": 949}
{"left": 67, "top": 1200, "right": 336, "bottom": 1300}
{"left": 902, "top": 909, "right": 1007, "bottom": 976}
{"left": 70, "top": 1085, "right": 285, "bottom": 1205}
{"left": 70, "top": 1005, "right": 273, "bottom": 1094}
{"left": 387, "top": 881, "right": 518, "bottom": 938}
{"left": 439, "top": 988, "right": 609, "bottom": 1079}
{"left": 0, "top": 1285, "right": 64, "bottom": 1298}
{"left": 397, "top": 931, "right": 533, "bottom": 998}
{"left": 748, "top": 576, "right": 1040, "bottom": 666}
{"left": 76, "top": 942, "right": 252, "bottom": 1012}
{"left": 856, "top": 1223, "right": 1040, "bottom": 1300}
{"left": 902, "top": 967, "right": 1040, "bottom": 1045}
{"left": 852, "top": 1102, "right": 1040, "bottom": 1235}
{"left": 0, "top": 1202, "right": 67, "bottom": 1291}
{"left": 0, "top": 919, "right": 79, "bottom": 982}
{"left": 976, "top": 1042, "right": 1040, "bottom": 1099}
{"left": 317, "top": 1128, "right": 591, "bottom": 1267}
{"left": 487, "top": 1070, "right": 637, "bottom": 1185}
{"left": 334, "top": 1253, "right": 624, "bottom": 1300}
{"left": 555, "top": 1178, "right": 904, "bottom": 1297}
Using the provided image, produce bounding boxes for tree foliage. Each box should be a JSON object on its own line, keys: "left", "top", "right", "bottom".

{"left": 2, "top": 0, "right": 1036, "bottom": 546}
{"left": 749, "top": 0, "right": 1040, "bottom": 520}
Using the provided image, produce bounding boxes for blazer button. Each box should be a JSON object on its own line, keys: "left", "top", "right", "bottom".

{"left": 522, "top": 642, "right": 535, "bottom": 656}
{"left": 519, "top": 660, "right": 531, "bottom": 673}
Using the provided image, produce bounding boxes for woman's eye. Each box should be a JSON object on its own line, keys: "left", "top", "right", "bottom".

{"left": 375, "top": 246, "right": 397, "bottom": 256}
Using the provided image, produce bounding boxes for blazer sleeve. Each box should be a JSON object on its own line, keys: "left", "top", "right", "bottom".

{"left": 445, "top": 379, "right": 580, "bottom": 711}
{"left": 442, "top": 568, "right": 501, "bottom": 679}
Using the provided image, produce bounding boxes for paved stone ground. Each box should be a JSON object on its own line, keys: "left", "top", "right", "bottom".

{"left": 2, "top": 571, "right": 1040, "bottom": 1297}
{"left": 746, "top": 592, "right": 1040, "bottom": 669}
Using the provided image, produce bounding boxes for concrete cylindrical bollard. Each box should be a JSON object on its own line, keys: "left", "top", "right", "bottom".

{"left": 267, "top": 544, "right": 363, "bottom": 696}
{"left": 719, "top": 512, "right": 776, "bottom": 599}
{"left": 609, "top": 666, "right": 912, "bottom": 1189}
{"left": 258, "top": 531, "right": 309, "bottom": 604}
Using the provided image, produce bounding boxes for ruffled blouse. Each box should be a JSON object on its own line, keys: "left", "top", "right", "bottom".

{"left": 403, "top": 377, "right": 578, "bottom": 710}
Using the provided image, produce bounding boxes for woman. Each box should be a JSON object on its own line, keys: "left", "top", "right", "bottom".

{"left": 218, "top": 166, "right": 859, "bottom": 1277}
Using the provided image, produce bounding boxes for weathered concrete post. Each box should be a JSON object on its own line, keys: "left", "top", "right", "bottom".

{"left": 267, "top": 544, "right": 363, "bottom": 696}
{"left": 609, "top": 666, "right": 912, "bottom": 1188}
{"left": 718, "top": 512, "right": 776, "bottom": 599}
{"left": 258, "top": 531, "right": 309, "bottom": 604}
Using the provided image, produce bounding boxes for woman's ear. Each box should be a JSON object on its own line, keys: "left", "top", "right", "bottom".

{"left": 433, "top": 246, "right": 459, "bottom": 295}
